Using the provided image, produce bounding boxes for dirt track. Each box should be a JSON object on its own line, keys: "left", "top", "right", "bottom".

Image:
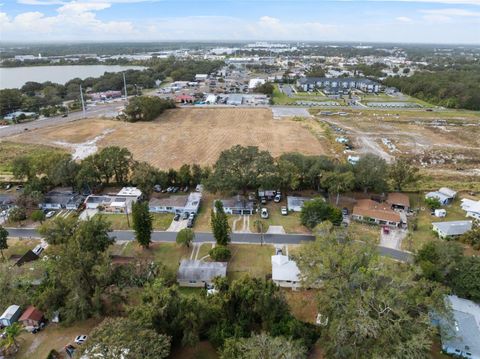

{"left": 7, "top": 108, "right": 326, "bottom": 169}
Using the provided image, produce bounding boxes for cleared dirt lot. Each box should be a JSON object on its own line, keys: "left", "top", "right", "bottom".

{"left": 8, "top": 108, "right": 326, "bottom": 169}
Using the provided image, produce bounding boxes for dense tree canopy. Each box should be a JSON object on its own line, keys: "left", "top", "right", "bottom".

{"left": 122, "top": 96, "right": 175, "bottom": 122}
{"left": 297, "top": 234, "right": 447, "bottom": 359}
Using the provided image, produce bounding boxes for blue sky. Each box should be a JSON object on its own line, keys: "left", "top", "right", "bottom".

{"left": 1, "top": 0, "right": 479, "bottom": 43}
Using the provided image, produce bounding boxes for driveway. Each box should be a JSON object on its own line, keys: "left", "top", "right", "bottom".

{"left": 380, "top": 228, "right": 407, "bottom": 250}
{"left": 167, "top": 218, "right": 187, "bottom": 232}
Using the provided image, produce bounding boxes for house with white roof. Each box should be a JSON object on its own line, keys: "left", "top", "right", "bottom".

{"left": 461, "top": 198, "right": 480, "bottom": 220}
{"left": 438, "top": 295, "right": 480, "bottom": 359}
{"left": 426, "top": 187, "right": 457, "bottom": 206}
{"left": 271, "top": 254, "right": 301, "bottom": 289}
{"left": 432, "top": 220, "right": 472, "bottom": 239}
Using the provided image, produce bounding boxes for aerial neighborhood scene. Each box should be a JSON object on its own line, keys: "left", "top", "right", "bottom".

{"left": 0, "top": 0, "right": 480, "bottom": 358}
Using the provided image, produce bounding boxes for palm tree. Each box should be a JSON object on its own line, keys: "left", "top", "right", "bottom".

{"left": 2, "top": 323, "right": 23, "bottom": 350}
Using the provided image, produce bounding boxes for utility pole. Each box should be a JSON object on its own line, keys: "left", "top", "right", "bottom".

{"left": 125, "top": 202, "right": 131, "bottom": 228}
{"left": 123, "top": 72, "right": 128, "bottom": 100}
{"left": 79, "top": 85, "right": 86, "bottom": 118}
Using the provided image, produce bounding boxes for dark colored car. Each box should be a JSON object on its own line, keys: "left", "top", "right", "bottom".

{"left": 173, "top": 213, "right": 180, "bottom": 221}
{"left": 342, "top": 208, "right": 349, "bottom": 216}
{"left": 182, "top": 212, "right": 189, "bottom": 220}
{"left": 187, "top": 219, "right": 194, "bottom": 228}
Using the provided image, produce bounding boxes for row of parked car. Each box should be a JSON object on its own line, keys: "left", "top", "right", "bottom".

{"left": 154, "top": 184, "right": 191, "bottom": 194}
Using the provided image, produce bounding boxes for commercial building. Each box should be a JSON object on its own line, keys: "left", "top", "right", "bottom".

{"left": 297, "top": 77, "right": 382, "bottom": 93}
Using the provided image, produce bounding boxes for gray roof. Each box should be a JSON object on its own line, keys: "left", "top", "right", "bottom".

{"left": 177, "top": 260, "right": 227, "bottom": 282}
{"left": 0, "top": 305, "right": 21, "bottom": 320}
{"left": 219, "top": 195, "right": 254, "bottom": 210}
{"left": 441, "top": 295, "right": 480, "bottom": 358}
{"left": 433, "top": 221, "right": 472, "bottom": 236}
{"left": 298, "top": 77, "right": 379, "bottom": 85}
{"left": 149, "top": 195, "right": 188, "bottom": 208}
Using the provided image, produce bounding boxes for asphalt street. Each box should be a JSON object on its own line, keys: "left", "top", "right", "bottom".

{"left": 6, "top": 227, "right": 413, "bottom": 263}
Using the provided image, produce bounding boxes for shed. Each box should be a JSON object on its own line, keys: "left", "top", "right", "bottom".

{"left": 18, "top": 306, "right": 44, "bottom": 328}
{"left": 0, "top": 305, "right": 22, "bottom": 327}
{"left": 287, "top": 196, "right": 312, "bottom": 212}
{"left": 177, "top": 260, "right": 227, "bottom": 287}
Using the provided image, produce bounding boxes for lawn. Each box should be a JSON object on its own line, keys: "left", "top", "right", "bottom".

{"left": 197, "top": 243, "right": 213, "bottom": 260}
{"left": 16, "top": 318, "right": 101, "bottom": 359}
{"left": 109, "top": 242, "right": 191, "bottom": 272}
{"left": 227, "top": 244, "right": 273, "bottom": 281}
{"left": 283, "top": 289, "right": 318, "bottom": 324}
{"left": 0, "top": 141, "right": 67, "bottom": 173}
{"left": 96, "top": 213, "right": 174, "bottom": 230}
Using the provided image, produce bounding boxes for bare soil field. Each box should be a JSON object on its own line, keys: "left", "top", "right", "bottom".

{"left": 316, "top": 109, "right": 480, "bottom": 175}
{"left": 8, "top": 108, "right": 326, "bottom": 169}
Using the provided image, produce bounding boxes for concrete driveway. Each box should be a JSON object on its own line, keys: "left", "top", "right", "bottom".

{"left": 380, "top": 228, "right": 407, "bottom": 250}
{"left": 167, "top": 218, "right": 187, "bottom": 232}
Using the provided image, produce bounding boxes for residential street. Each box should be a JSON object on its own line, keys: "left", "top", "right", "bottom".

{"left": 5, "top": 227, "right": 413, "bottom": 263}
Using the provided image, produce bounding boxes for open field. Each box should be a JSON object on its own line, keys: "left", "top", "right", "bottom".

{"left": 96, "top": 213, "right": 174, "bottom": 230}
{"left": 0, "top": 141, "right": 67, "bottom": 172}
{"left": 6, "top": 108, "right": 327, "bottom": 169}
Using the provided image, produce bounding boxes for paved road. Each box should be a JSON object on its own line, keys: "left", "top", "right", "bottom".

{"left": 5, "top": 227, "right": 413, "bottom": 263}
{"left": 0, "top": 101, "right": 126, "bottom": 138}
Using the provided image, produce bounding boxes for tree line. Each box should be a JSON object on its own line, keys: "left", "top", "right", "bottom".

{"left": 384, "top": 65, "right": 480, "bottom": 110}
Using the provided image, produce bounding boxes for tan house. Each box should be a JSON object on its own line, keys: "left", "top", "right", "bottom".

{"left": 352, "top": 199, "right": 402, "bottom": 227}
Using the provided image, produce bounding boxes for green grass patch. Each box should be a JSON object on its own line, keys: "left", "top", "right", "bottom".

{"left": 197, "top": 243, "right": 213, "bottom": 260}
{"left": 227, "top": 244, "right": 273, "bottom": 281}
{"left": 96, "top": 213, "right": 174, "bottom": 230}
{"left": 0, "top": 141, "right": 67, "bottom": 173}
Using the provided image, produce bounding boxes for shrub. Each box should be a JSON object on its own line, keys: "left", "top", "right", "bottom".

{"left": 209, "top": 246, "right": 231, "bottom": 261}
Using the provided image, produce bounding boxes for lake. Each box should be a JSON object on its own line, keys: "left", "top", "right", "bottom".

{"left": 0, "top": 65, "right": 146, "bottom": 89}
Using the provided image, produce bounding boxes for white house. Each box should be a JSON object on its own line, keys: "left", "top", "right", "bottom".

{"left": 195, "top": 74, "right": 208, "bottom": 81}
{"left": 271, "top": 255, "right": 301, "bottom": 289}
{"left": 461, "top": 198, "right": 480, "bottom": 220}
{"left": 248, "top": 78, "right": 266, "bottom": 89}
{"left": 432, "top": 220, "right": 472, "bottom": 239}
{"left": 149, "top": 192, "right": 201, "bottom": 214}
{"left": 177, "top": 260, "right": 227, "bottom": 287}
{"left": 438, "top": 295, "right": 480, "bottom": 359}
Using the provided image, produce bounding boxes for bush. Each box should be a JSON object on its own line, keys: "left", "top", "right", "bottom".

{"left": 8, "top": 206, "right": 27, "bottom": 222}
{"left": 209, "top": 246, "right": 231, "bottom": 261}
{"left": 31, "top": 209, "right": 46, "bottom": 223}
{"left": 122, "top": 96, "right": 175, "bottom": 122}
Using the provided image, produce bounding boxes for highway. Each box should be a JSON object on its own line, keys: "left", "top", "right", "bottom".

{"left": 0, "top": 100, "right": 126, "bottom": 138}
{"left": 5, "top": 227, "right": 413, "bottom": 263}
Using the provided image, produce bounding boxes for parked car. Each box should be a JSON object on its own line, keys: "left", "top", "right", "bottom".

{"left": 153, "top": 185, "right": 162, "bottom": 192}
{"left": 64, "top": 344, "right": 76, "bottom": 358}
{"left": 16, "top": 185, "right": 24, "bottom": 191}
{"left": 173, "top": 213, "right": 181, "bottom": 221}
{"left": 74, "top": 335, "right": 88, "bottom": 345}
{"left": 172, "top": 187, "right": 179, "bottom": 193}
{"left": 274, "top": 193, "right": 281, "bottom": 203}
{"left": 183, "top": 186, "right": 189, "bottom": 192}
{"left": 166, "top": 187, "right": 173, "bottom": 193}
{"left": 382, "top": 226, "right": 390, "bottom": 235}
{"left": 4, "top": 184, "right": 11, "bottom": 190}
{"left": 342, "top": 208, "right": 349, "bottom": 216}
{"left": 281, "top": 206, "right": 288, "bottom": 216}
{"left": 46, "top": 211, "right": 56, "bottom": 219}
{"left": 261, "top": 208, "right": 269, "bottom": 219}
{"left": 187, "top": 219, "right": 194, "bottom": 228}
{"left": 182, "top": 212, "right": 189, "bottom": 220}
{"left": 189, "top": 212, "right": 195, "bottom": 220}
{"left": 260, "top": 197, "right": 267, "bottom": 205}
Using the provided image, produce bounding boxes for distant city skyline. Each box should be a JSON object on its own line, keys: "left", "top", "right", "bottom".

{"left": 1, "top": 0, "right": 480, "bottom": 44}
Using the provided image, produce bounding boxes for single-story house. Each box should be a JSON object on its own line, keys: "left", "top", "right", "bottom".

{"left": 177, "top": 260, "right": 227, "bottom": 287}
{"left": 461, "top": 198, "right": 480, "bottom": 220}
{"left": 40, "top": 190, "right": 85, "bottom": 210}
{"left": 271, "top": 254, "right": 301, "bottom": 289}
{"left": 18, "top": 306, "right": 44, "bottom": 328}
{"left": 175, "top": 94, "right": 195, "bottom": 104}
{"left": 84, "top": 195, "right": 135, "bottom": 214}
{"left": 287, "top": 196, "right": 312, "bottom": 212}
{"left": 352, "top": 199, "right": 402, "bottom": 227}
{"left": 438, "top": 295, "right": 480, "bottom": 359}
{"left": 432, "top": 220, "right": 472, "bottom": 239}
{"left": 426, "top": 187, "right": 457, "bottom": 206}
{"left": 217, "top": 195, "right": 255, "bottom": 215}
{"left": 0, "top": 305, "right": 22, "bottom": 327}
{"left": 149, "top": 192, "right": 201, "bottom": 214}
{"left": 386, "top": 192, "right": 410, "bottom": 211}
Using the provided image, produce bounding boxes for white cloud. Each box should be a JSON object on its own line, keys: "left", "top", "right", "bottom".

{"left": 420, "top": 7, "right": 480, "bottom": 15}
{"left": 396, "top": 16, "right": 413, "bottom": 21}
